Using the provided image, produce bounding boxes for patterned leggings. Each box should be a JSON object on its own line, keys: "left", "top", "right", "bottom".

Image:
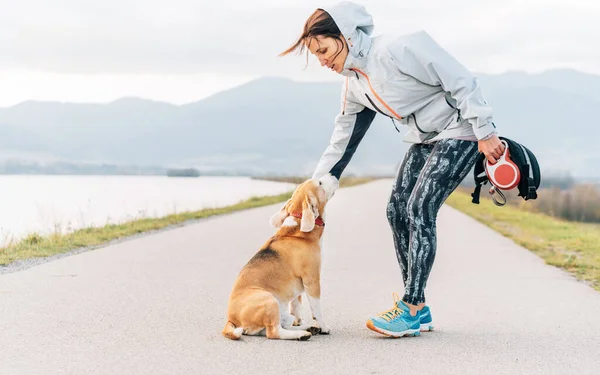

{"left": 386, "top": 138, "right": 480, "bottom": 305}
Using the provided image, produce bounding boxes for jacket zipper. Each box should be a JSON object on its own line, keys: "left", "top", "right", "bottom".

{"left": 351, "top": 68, "right": 402, "bottom": 120}
{"left": 365, "top": 93, "right": 390, "bottom": 118}
{"left": 411, "top": 113, "right": 426, "bottom": 133}
{"left": 365, "top": 93, "right": 400, "bottom": 133}
{"left": 358, "top": 73, "right": 423, "bottom": 134}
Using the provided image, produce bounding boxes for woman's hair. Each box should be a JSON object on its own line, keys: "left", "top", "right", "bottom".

{"left": 280, "top": 9, "right": 345, "bottom": 63}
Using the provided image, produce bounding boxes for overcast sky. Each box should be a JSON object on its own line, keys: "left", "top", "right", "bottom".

{"left": 0, "top": 0, "right": 598, "bottom": 106}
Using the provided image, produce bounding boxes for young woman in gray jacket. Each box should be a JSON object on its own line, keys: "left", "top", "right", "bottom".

{"left": 281, "top": 1, "right": 505, "bottom": 338}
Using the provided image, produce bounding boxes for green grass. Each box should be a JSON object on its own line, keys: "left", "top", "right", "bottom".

{"left": 0, "top": 192, "right": 293, "bottom": 266}
{"left": 446, "top": 189, "right": 600, "bottom": 290}
{"left": 0, "top": 176, "right": 378, "bottom": 267}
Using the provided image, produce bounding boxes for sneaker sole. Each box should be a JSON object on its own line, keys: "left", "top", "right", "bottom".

{"left": 366, "top": 320, "right": 421, "bottom": 338}
{"left": 420, "top": 322, "right": 434, "bottom": 332}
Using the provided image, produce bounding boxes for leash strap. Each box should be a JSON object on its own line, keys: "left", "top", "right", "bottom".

{"left": 489, "top": 186, "right": 507, "bottom": 207}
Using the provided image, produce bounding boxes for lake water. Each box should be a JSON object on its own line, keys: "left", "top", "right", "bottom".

{"left": 0, "top": 175, "right": 296, "bottom": 245}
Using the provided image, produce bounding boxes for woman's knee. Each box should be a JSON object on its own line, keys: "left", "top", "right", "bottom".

{"left": 407, "top": 194, "right": 437, "bottom": 226}
{"left": 386, "top": 191, "right": 409, "bottom": 225}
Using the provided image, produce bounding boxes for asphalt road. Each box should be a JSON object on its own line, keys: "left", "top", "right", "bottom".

{"left": 1, "top": 179, "right": 599, "bottom": 374}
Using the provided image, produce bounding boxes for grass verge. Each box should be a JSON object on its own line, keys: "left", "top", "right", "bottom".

{"left": 0, "top": 177, "right": 377, "bottom": 267}
{"left": 0, "top": 192, "right": 293, "bottom": 266}
{"left": 446, "top": 189, "right": 600, "bottom": 290}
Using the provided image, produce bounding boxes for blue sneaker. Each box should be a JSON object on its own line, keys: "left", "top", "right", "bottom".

{"left": 366, "top": 293, "right": 421, "bottom": 338}
{"left": 419, "top": 305, "right": 434, "bottom": 332}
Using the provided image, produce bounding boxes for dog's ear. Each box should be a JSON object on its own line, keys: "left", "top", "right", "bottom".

{"left": 300, "top": 192, "right": 319, "bottom": 232}
{"left": 269, "top": 199, "right": 291, "bottom": 228}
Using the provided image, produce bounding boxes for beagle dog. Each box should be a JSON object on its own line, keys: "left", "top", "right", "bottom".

{"left": 222, "top": 176, "right": 336, "bottom": 340}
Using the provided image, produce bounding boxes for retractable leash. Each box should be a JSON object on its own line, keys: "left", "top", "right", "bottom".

{"left": 484, "top": 140, "right": 520, "bottom": 207}
{"left": 471, "top": 136, "right": 540, "bottom": 206}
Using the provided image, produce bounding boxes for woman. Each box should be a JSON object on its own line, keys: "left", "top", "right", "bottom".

{"left": 280, "top": 1, "right": 505, "bottom": 337}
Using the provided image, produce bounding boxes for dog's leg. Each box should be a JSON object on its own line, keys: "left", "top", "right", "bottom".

{"left": 243, "top": 327, "right": 266, "bottom": 336}
{"left": 266, "top": 325, "right": 312, "bottom": 341}
{"left": 263, "top": 297, "right": 311, "bottom": 341}
{"left": 303, "top": 277, "right": 331, "bottom": 335}
{"left": 285, "top": 299, "right": 313, "bottom": 331}
{"left": 279, "top": 298, "right": 318, "bottom": 334}
{"left": 280, "top": 311, "right": 295, "bottom": 328}
{"left": 282, "top": 296, "right": 315, "bottom": 333}
{"left": 289, "top": 295, "right": 301, "bottom": 324}
{"left": 281, "top": 306, "right": 314, "bottom": 332}
{"left": 238, "top": 291, "right": 311, "bottom": 341}
{"left": 289, "top": 295, "right": 310, "bottom": 327}
{"left": 278, "top": 301, "right": 297, "bottom": 328}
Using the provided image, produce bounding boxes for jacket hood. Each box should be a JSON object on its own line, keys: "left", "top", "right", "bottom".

{"left": 323, "top": 1, "right": 374, "bottom": 74}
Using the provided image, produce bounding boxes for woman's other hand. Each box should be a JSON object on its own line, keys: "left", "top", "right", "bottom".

{"left": 478, "top": 134, "right": 505, "bottom": 164}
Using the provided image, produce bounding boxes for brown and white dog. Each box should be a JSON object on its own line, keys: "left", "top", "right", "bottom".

{"left": 222, "top": 176, "right": 336, "bottom": 340}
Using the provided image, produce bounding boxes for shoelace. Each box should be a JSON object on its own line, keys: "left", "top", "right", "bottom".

{"left": 376, "top": 292, "right": 404, "bottom": 322}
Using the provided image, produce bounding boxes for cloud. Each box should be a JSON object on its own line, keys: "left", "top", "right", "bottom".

{"left": 1, "top": 0, "right": 599, "bottom": 77}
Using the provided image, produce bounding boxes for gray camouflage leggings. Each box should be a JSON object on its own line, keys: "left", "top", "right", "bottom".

{"left": 386, "top": 138, "right": 479, "bottom": 305}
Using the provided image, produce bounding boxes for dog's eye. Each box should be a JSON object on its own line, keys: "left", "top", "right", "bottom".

{"left": 319, "top": 181, "right": 322, "bottom": 185}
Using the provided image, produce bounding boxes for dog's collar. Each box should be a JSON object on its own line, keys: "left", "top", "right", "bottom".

{"left": 290, "top": 212, "right": 325, "bottom": 227}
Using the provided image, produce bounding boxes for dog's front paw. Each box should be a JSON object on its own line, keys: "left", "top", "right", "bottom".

{"left": 308, "top": 325, "right": 331, "bottom": 335}
{"left": 318, "top": 325, "right": 331, "bottom": 335}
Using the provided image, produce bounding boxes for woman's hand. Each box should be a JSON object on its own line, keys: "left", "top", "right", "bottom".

{"left": 478, "top": 134, "right": 505, "bottom": 164}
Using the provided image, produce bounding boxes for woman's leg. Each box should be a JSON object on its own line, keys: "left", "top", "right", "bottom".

{"left": 387, "top": 143, "right": 435, "bottom": 287}
{"left": 368, "top": 139, "right": 479, "bottom": 337}
{"left": 403, "top": 138, "right": 480, "bottom": 306}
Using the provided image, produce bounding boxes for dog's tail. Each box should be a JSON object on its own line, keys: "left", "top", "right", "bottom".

{"left": 222, "top": 321, "right": 244, "bottom": 340}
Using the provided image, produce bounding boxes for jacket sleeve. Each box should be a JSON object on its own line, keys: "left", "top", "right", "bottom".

{"left": 312, "top": 81, "right": 377, "bottom": 180}
{"left": 386, "top": 31, "right": 496, "bottom": 140}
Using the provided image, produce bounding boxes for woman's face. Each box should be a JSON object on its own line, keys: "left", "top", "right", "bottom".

{"left": 306, "top": 36, "right": 348, "bottom": 74}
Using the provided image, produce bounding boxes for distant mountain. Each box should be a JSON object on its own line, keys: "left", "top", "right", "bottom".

{"left": 0, "top": 69, "right": 598, "bottom": 178}
{"left": 478, "top": 69, "right": 600, "bottom": 102}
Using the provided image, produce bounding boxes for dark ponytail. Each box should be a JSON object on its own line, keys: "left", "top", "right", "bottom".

{"left": 280, "top": 9, "right": 345, "bottom": 63}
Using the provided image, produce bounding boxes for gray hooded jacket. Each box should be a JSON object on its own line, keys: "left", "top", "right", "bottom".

{"left": 312, "top": 1, "right": 497, "bottom": 180}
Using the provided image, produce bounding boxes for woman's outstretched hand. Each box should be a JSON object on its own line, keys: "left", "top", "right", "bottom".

{"left": 319, "top": 173, "right": 339, "bottom": 199}
{"left": 478, "top": 134, "right": 505, "bottom": 164}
